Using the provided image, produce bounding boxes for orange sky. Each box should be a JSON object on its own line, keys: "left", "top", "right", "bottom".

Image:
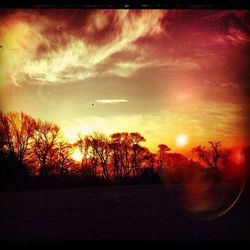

{"left": 0, "top": 9, "right": 249, "bottom": 153}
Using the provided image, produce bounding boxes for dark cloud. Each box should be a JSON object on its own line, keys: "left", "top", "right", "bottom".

{"left": 37, "top": 10, "right": 122, "bottom": 47}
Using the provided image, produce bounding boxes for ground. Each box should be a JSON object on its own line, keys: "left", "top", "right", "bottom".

{"left": 0, "top": 184, "right": 249, "bottom": 242}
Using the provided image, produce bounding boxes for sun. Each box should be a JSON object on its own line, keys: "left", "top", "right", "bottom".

{"left": 71, "top": 149, "right": 83, "bottom": 162}
{"left": 176, "top": 133, "right": 188, "bottom": 147}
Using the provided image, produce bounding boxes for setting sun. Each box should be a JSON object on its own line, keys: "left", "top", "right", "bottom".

{"left": 71, "top": 149, "right": 83, "bottom": 162}
{"left": 176, "top": 134, "right": 188, "bottom": 147}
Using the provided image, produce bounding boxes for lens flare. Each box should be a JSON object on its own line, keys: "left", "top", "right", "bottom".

{"left": 178, "top": 156, "right": 247, "bottom": 221}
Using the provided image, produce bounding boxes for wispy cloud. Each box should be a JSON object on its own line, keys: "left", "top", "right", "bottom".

{"left": 1, "top": 10, "right": 166, "bottom": 86}
{"left": 3, "top": 10, "right": 249, "bottom": 88}
{"left": 96, "top": 99, "right": 129, "bottom": 104}
{"left": 105, "top": 61, "right": 152, "bottom": 77}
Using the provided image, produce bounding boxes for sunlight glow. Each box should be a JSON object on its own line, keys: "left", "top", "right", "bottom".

{"left": 71, "top": 149, "right": 83, "bottom": 162}
{"left": 65, "top": 130, "right": 78, "bottom": 142}
{"left": 176, "top": 133, "right": 188, "bottom": 147}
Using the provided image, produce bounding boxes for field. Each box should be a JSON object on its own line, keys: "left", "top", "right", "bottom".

{"left": 0, "top": 183, "right": 249, "bottom": 242}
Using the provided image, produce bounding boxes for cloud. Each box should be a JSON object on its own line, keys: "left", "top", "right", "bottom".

{"left": 104, "top": 61, "right": 153, "bottom": 77}
{"left": 213, "top": 27, "right": 250, "bottom": 46}
{"left": 96, "top": 99, "right": 128, "bottom": 104}
{"left": 0, "top": 13, "right": 48, "bottom": 85}
{"left": 2, "top": 9, "right": 249, "bottom": 88}
{"left": 1, "top": 10, "right": 166, "bottom": 86}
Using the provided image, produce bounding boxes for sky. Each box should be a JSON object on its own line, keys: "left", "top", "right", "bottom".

{"left": 0, "top": 9, "right": 249, "bottom": 153}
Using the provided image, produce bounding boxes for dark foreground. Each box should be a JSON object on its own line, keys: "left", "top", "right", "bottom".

{"left": 0, "top": 183, "right": 249, "bottom": 243}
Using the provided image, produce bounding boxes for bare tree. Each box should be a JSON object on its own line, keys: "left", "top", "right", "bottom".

{"left": 191, "top": 141, "right": 222, "bottom": 169}
{"left": 55, "top": 140, "right": 73, "bottom": 176}
{"left": 75, "top": 133, "right": 97, "bottom": 176}
{"left": 32, "top": 120, "right": 60, "bottom": 176}
{"left": 89, "top": 132, "right": 112, "bottom": 180}
{"left": 0, "top": 111, "right": 36, "bottom": 163}
{"left": 0, "top": 111, "right": 14, "bottom": 157}
{"left": 209, "top": 141, "right": 222, "bottom": 169}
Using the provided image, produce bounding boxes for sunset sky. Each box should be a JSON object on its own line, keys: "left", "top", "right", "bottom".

{"left": 0, "top": 9, "right": 249, "bottom": 153}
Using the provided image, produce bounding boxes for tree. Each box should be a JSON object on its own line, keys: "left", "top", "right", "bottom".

{"left": 132, "top": 145, "right": 151, "bottom": 177}
{"left": 157, "top": 144, "right": 171, "bottom": 170}
{"left": 110, "top": 132, "right": 146, "bottom": 179}
{"left": 191, "top": 141, "right": 222, "bottom": 170}
{"left": 55, "top": 140, "right": 73, "bottom": 176}
{"left": 130, "top": 132, "right": 145, "bottom": 177}
{"left": 89, "top": 132, "right": 112, "bottom": 180}
{"left": 6, "top": 112, "right": 36, "bottom": 164}
{"left": 166, "top": 153, "right": 191, "bottom": 182}
{"left": 110, "top": 132, "right": 132, "bottom": 179}
{"left": 0, "top": 111, "right": 16, "bottom": 159}
{"left": 0, "top": 111, "right": 33, "bottom": 181}
{"left": 32, "top": 120, "right": 60, "bottom": 176}
{"left": 139, "top": 152, "right": 158, "bottom": 182}
{"left": 75, "top": 133, "right": 97, "bottom": 177}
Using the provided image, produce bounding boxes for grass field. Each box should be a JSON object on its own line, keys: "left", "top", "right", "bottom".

{"left": 0, "top": 183, "right": 249, "bottom": 242}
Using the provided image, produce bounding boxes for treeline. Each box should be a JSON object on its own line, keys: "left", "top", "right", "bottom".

{"left": 0, "top": 111, "right": 246, "bottom": 191}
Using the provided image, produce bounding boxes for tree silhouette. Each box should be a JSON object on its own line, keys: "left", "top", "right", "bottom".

{"left": 89, "top": 132, "right": 112, "bottom": 180}
{"left": 32, "top": 120, "right": 60, "bottom": 176}
{"left": 0, "top": 111, "right": 16, "bottom": 159}
{"left": 75, "top": 133, "right": 97, "bottom": 177}
{"left": 0, "top": 111, "right": 32, "bottom": 182}
{"left": 0, "top": 111, "right": 236, "bottom": 189}
{"left": 110, "top": 132, "right": 132, "bottom": 179}
{"left": 130, "top": 132, "right": 145, "bottom": 177}
{"left": 191, "top": 141, "right": 222, "bottom": 169}
{"left": 7, "top": 112, "right": 36, "bottom": 164}
{"left": 110, "top": 132, "right": 146, "bottom": 179}
{"left": 55, "top": 140, "right": 73, "bottom": 176}
{"left": 157, "top": 144, "right": 171, "bottom": 171}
